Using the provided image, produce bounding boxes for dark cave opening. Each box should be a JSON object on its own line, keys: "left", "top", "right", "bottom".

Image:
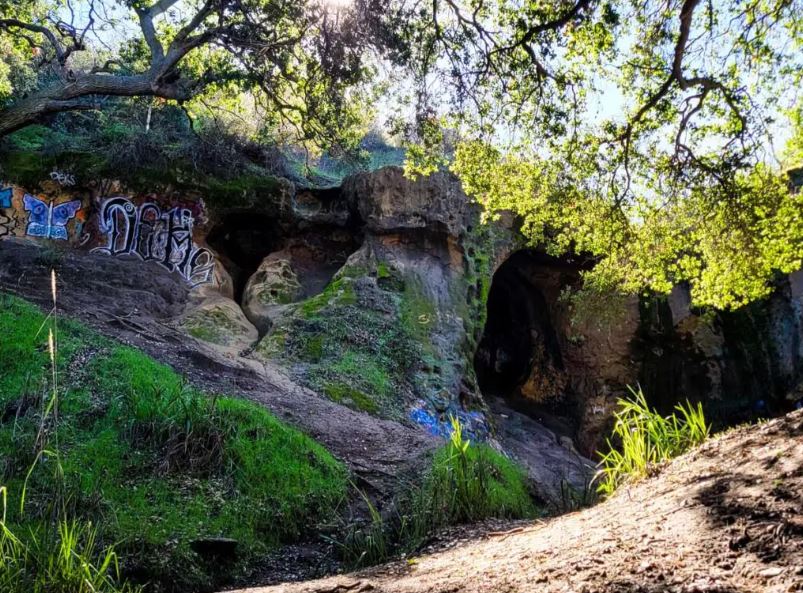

{"left": 473, "top": 250, "right": 587, "bottom": 438}
{"left": 206, "top": 212, "right": 284, "bottom": 302}
{"left": 474, "top": 250, "right": 566, "bottom": 400}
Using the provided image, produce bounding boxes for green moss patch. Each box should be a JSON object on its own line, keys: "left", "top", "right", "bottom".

{"left": 257, "top": 274, "right": 423, "bottom": 419}
{"left": 0, "top": 293, "right": 348, "bottom": 592}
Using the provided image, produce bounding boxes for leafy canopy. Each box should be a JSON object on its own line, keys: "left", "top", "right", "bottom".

{"left": 402, "top": 0, "right": 803, "bottom": 308}
{"left": 1, "top": 0, "right": 803, "bottom": 307}
{"left": 0, "top": 0, "right": 409, "bottom": 152}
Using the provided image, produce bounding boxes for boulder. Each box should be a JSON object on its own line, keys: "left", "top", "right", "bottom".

{"left": 242, "top": 257, "right": 302, "bottom": 334}
{"left": 180, "top": 295, "right": 258, "bottom": 355}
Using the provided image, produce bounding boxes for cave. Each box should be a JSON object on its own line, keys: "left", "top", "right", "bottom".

{"left": 206, "top": 212, "right": 284, "bottom": 302}
{"left": 474, "top": 250, "right": 578, "bottom": 424}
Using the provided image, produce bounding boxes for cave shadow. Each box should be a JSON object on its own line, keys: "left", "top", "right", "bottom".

{"left": 473, "top": 249, "right": 582, "bottom": 437}
{"left": 206, "top": 212, "right": 284, "bottom": 302}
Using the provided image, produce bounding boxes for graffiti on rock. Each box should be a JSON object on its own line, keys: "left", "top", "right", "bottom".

{"left": 0, "top": 187, "right": 15, "bottom": 238}
{"left": 49, "top": 170, "right": 76, "bottom": 186}
{"left": 93, "top": 197, "right": 214, "bottom": 286}
{"left": 0, "top": 187, "right": 11, "bottom": 209}
{"left": 23, "top": 195, "right": 82, "bottom": 240}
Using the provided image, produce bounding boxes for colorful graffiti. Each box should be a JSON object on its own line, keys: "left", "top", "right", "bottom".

{"left": 93, "top": 197, "right": 214, "bottom": 286}
{"left": 23, "top": 195, "right": 82, "bottom": 240}
{"left": 0, "top": 187, "right": 11, "bottom": 209}
{"left": 0, "top": 187, "right": 15, "bottom": 239}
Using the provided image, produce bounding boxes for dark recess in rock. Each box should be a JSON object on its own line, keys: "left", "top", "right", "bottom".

{"left": 207, "top": 212, "right": 284, "bottom": 302}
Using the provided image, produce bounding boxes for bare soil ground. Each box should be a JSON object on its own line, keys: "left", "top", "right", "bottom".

{"left": 228, "top": 409, "right": 803, "bottom": 593}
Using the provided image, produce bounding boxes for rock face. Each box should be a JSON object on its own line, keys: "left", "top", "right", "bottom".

{"left": 343, "top": 167, "right": 472, "bottom": 236}
{"left": 242, "top": 257, "right": 302, "bottom": 334}
{"left": 636, "top": 276, "right": 803, "bottom": 423}
{"left": 252, "top": 167, "right": 493, "bottom": 433}
{"left": 3, "top": 165, "right": 802, "bottom": 462}
{"left": 179, "top": 294, "right": 259, "bottom": 355}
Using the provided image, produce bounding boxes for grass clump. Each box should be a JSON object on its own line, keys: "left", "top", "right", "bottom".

{"left": 424, "top": 417, "right": 535, "bottom": 524}
{"left": 595, "top": 387, "right": 710, "bottom": 496}
{"left": 0, "top": 497, "right": 140, "bottom": 593}
{"left": 334, "top": 417, "right": 537, "bottom": 568}
{"left": 0, "top": 292, "right": 348, "bottom": 591}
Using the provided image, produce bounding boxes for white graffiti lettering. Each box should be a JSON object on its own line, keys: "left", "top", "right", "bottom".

{"left": 49, "top": 170, "right": 76, "bottom": 186}
{"left": 92, "top": 197, "right": 214, "bottom": 287}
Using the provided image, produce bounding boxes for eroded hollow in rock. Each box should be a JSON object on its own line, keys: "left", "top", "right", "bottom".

{"left": 475, "top": 251, "right": 566, "bottom": 400}
{"left": 206, "top": 212, "right": 284, "bottom": 301}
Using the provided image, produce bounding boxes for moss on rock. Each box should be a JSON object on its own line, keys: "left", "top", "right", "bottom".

{"left": 180, "top": 296, "right": 259, "bottom": 353}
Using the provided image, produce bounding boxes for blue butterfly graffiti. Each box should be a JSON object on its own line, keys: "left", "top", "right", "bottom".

{"left": 23, "top": 194, "right": 82, "bottom": 241}
{"left": 0, "top": 187, "right": 12, "bottom": 209}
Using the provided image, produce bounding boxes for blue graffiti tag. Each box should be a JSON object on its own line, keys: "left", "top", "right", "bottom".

{"left": 0, "top": 187, "right": 12, "bottom": 209}
{"left": 23, "top": 194, "right": 82, "bottom": 240}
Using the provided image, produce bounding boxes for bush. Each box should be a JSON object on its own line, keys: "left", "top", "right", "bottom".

{"left": 595, "top": 387, "right": 710, "bottom": 496}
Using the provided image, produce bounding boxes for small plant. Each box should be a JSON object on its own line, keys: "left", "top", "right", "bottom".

{"left": 595, "top": 387, "right": 710, "bottom": 496}
{"left": 332, "top": 416, "right": 537, "bottom": 568}
{"left": 553, "top": 477, "right": 598, "bottom": 514}
{"left": 0, "top": 487, "right": 137, "bottom": 593}
{"left": 120, "top": 381, "right": 228, "bottom": 475}
{"left": 330, "top": 487, "right": 390, "bottom": 568}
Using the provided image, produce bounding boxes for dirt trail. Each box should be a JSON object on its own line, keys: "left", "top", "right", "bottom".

{"left": 228, "top": 410, "right": 803, "bottom": 593}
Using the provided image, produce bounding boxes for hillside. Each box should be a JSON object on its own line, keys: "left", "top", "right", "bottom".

{"left": 231, "top": 409, "right": 803, "bottom": 593}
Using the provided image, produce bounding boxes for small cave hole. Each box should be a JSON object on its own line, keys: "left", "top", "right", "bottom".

{"left": 206, "top": 212, "right": 284, "bottom": 302}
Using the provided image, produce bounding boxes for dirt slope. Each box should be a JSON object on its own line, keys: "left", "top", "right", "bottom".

{"left": 0, "top": 239, "right": 437, "bottom": 498}
{"left": 229, "top": 410, "right": 803, "bottom": 593}
{"left": 0, "top": 239, "right": 594, "bottom": 502}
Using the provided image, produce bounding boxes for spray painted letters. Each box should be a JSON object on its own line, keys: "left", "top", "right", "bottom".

{"left": 0, "top": 187, "right": 15, "bottom": 238}
{"left": 93, "top": 197, "right": 214, "bottom": 286}
{"left": 49, "top": 170, "right": 76, "bottom": 186}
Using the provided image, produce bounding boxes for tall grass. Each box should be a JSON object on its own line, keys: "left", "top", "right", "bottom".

{"left": 334, "top": 416, "right": 537, "bottom": 568}
{"left": 0, "top": 272, "right": 138, "bottom": 593}
{"left": 595, "top": 387, "right": 710, "bottom": 496}
{"left": 1, "top": 289, "right": 349, "bottom": 590}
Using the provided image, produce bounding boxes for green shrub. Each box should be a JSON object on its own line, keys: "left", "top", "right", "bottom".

{"left": 595, "top": 387, "right": 710, "bottom": 496}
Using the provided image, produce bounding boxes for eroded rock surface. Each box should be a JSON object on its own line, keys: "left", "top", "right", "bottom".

{"left": 2, "top": 165, "right": 802, "bottom": 491}
{"left": 242, "top": 257, "right": 302, "bottom": 334}
{"left": 180, "top": 294, "right": 259, "bottom": 355}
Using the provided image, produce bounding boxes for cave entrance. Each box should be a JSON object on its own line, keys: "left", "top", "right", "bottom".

{"left": 206, "top": 212, "right": 284, "bottom": 302}
{"left": 474, "top": 250, "right": 570, "bottom": 414}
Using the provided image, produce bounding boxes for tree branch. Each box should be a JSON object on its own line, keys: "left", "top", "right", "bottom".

{"left": 0, "top": 18, "right": 66, "bottom": 62}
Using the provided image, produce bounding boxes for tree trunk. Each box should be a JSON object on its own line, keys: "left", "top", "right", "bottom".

{"left": 0, "top": 73, "right": 186, "bottom": 137}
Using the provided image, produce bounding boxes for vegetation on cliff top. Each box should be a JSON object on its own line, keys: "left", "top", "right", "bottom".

{"left": 2, "top": 0, "right": 802, "bottom": 311}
